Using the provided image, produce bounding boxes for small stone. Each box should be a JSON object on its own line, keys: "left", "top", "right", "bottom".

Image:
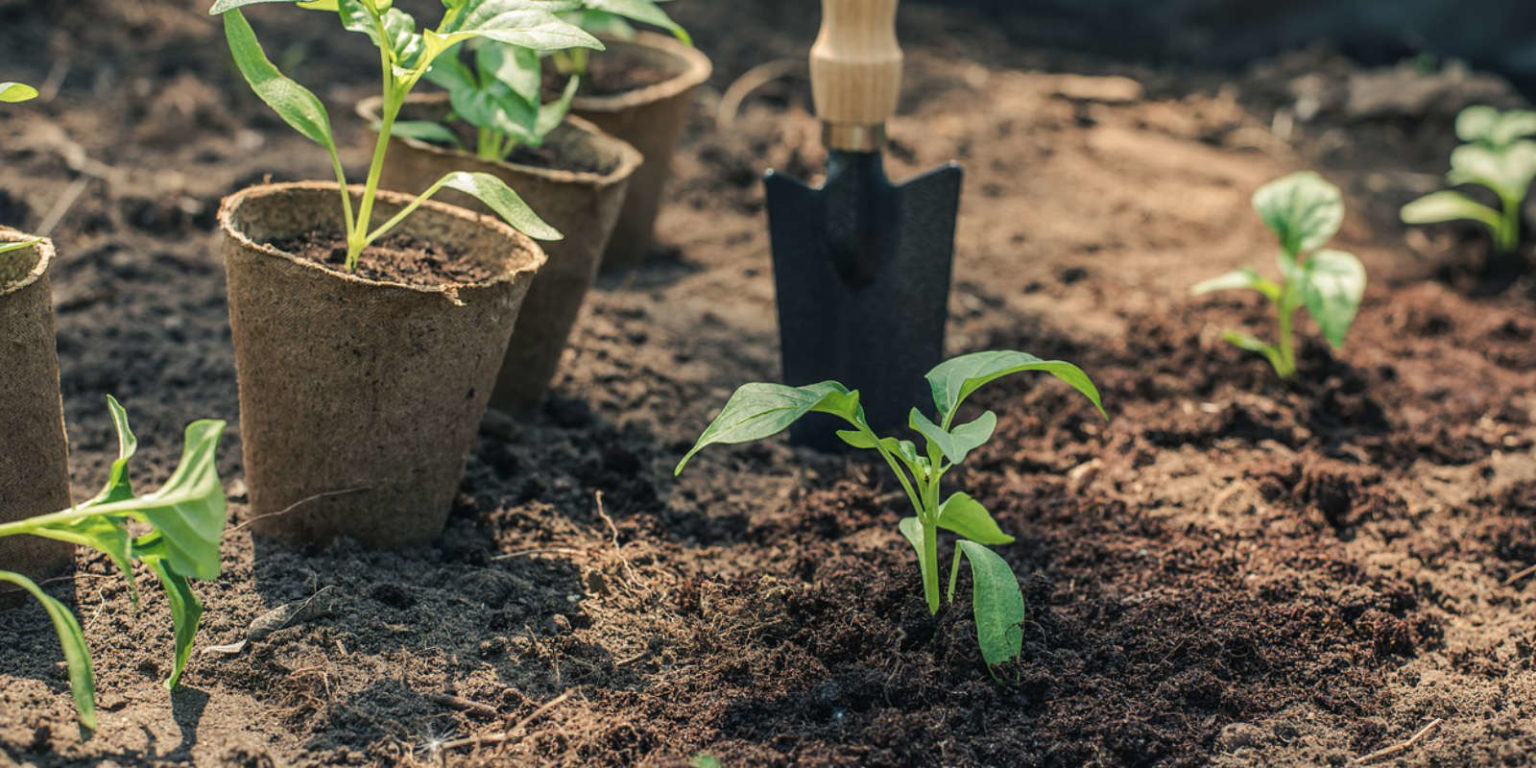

{"left": 1218, "top": 723, "right": 1264, "bottom": 751}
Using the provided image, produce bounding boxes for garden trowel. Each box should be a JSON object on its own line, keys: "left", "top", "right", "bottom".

{"left": 765, "top": 0, "right": 962, "bottom": 448}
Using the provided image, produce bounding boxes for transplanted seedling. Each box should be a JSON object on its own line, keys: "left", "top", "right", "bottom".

{"left": 1402, "top": 105, "right": 1536, "bottom": 254}
{"left": 0, "top": 398, "right": 227, "bottom": 730}
{"left": 675, "top": 351, "right": 1106, "bottom": 671}
{"left": 209, "top": 0, "right": 602, "bottom": 269}
{"left": 398, "top": 1, "right": 690, "bottom": 161}
{"left": 1193, "top": 172, "right": 1366, "bottom": 378}
{"left": 0, "top": 82, "right": 40, "bottom": 257}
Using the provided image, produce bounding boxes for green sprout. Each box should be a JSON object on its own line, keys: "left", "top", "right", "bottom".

{"left": 675, "top": 351, "right": 1106, "bottom": 671}
{"left": 0, "top": 398, "right": 228, "bottom": 730}
{"left": 396, "top": 40, "right": 582, "bottom": 162}
{"left": 1402, "top": 105, "right": 1536, "bottom": 254}
{"left": 209, "top": 0, "right": 600, "bottom": 270}
{"left": 1194, "top": 172, "right": 1366, "bottom": 379}
{"left": 550, "top": 0, "right": 690, "bottom": 77}
{"left": 0, "top": 82, "right": 40, "bottom": 257}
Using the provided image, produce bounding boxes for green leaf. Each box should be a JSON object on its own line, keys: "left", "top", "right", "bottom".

{"left": 479, "top": 41, "right": 542, "bottom": 107}
{"left": 138, "top": 552, "right": 203, "bottom": 690}
{"left": 1456, "top": 105, "right": 1536, "bottom": 149}
{"left": 910, "top": 409, "right": 996, "bottom": 466}
{"left": 937, "top": 493, "right": 1013, "bottom": 545}
{"left": 583, "top": 0, "right": 690, "bottom": 44}
{"left": 1252, "top": 171, "right": 1344, "bottom": 256}
{"left": 576, "top": 9, "right": 637, "bottom": 40}
{"left": 955, "top": 541, "right": 1026, "bottom": 670}
{"left": 223, "top": 9, "right": 339, "bottom": 152}
{"left": 0, "top": 82, "right": 39, "bottom": 103}
{"left": 1400, "top": 189, "right": 1503, "bottom": 231}
{"left": 1221, "top": 330, "right": 1274, "bottom": 354}
{"left": 925, "top": 350, "right": 1106, "bottom": 426}
{"left": 391, "top": 120, "right": 466, "bottom": 148}
{"left": 898, "top": 516, "right": 924, "bottom": 561}
{"left": 0, "top": 239, "right": 38, "bottom": 256}
{"left": 1448, "top": 142, "right": 1536, "bottom": 202}
{"left": 1191, "top": 267, "right": 1280, "bottom": 302}
{"left": 90, "top": 395, "right": 140, "bottom": 505}
{"left": 432, "top": 0, "right": 604, "bottom": 55}
{"left": 1456, "top": 105, "right": 1499, "bottom": 145}
{"left": 337, "top": 0, "right": 425, "bottom": 70}
{"left": 0, "top": 571, "right": 96, "bottom": 730}
{"left": 534, "top": 75, "right": 579, "bottom": 139}
{"left": 438, "top": 171, "right": 562, "bottom": 238}
{"left": 675, "top": 382, "right": 861, "bottom": 474}
{"left": 1299, "top": 249, "right": 1365, "bottom": 350}
{"left": 210, "top": 0, "right": 304, "bottom": 13}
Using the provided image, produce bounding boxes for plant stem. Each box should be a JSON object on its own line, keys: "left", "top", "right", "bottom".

{"left": 1274, "top": 295, "right": 1298, "bottom": 379}
{"left": 347, "top": 9, "right": 402, "bottom": 270}
{"left": 1499, "top": 194, "right": 1521, "bottom": 253}
{"left": 921, "top": 516, "right": 940, "bottom": 614}
{"left": 947, "top": 546, "right": 962, "bottom": 603}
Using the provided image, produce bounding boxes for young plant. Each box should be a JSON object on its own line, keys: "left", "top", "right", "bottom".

{"left": 1401, "top": 105, "right": 1536, "bottom": 253}
{"left": 550, "top": 0, "right": 690, "bottom": 76}
{"left": 0, "top": 398, "right": 228, "bottom": 730}
{"left": 397, "top": 40, "right": 582, "bottom": 162}
{"left": 0, "top": 82, "right": 39, "bottom": 257}
{"left": 674, "top": 351, "right": 1106, "bottom": 671}
{"left": 1193, "top": 172, "right": 1366, "bottom": 379}
{"left": 209, "top": 0, "right": 601, "bottom": 270}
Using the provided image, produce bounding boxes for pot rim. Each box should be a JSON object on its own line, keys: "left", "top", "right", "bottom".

{"left": 357, "top": 94, "right": 644, "bottom": 191}
{"left": 571, "top": 31, "right": 713, "bottom": 113}
{"left": 217, "top": 181, "right": 548, "bottom": 299}
{"left": 0, "top": 227, "right": 54, "bottom": 299}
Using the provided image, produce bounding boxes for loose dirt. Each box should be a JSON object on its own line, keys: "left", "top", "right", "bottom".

{"left": 0, "top": 2, "right": 1533, "bottom": 766}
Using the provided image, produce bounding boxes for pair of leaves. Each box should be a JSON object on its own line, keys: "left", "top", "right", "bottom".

{"left": 417, "top": 41, "right": 579, "bottom": 154}
{"left": 1401, "top": 106, "right": 1536, "bottom": 252}
{"left": 4, "top": 398, "right": 228, "bottom": 728}
{"left": 898, "top": 520, "right": 1023, "bottom": 670}
{"left": 1195, "top": 172, "right": 1365, "bottom": 355}
{"left": 1456, "top": 105, "right": 1536, "bottom": 151}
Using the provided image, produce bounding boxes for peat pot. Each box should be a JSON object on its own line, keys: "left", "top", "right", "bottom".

{"left": 362, "top": 95, "right": 642, "bottom": 413}
{"left": 219, "top": 183, "right": 546, "bottom": 548}
{"left": 0, "top": 229, "right": 73, "bottom": 588}
{"left": 572, "top": 32, "right": 712, "bottom": 273}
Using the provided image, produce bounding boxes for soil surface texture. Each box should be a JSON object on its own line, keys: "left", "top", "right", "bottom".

{"left": 270, "top": 231, "right": 489, "bottom": 287}
{"left": 0, "top": 2, "right": 1534, "bottom": 767}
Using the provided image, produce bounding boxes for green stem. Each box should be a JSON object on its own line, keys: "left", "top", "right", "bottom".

{"left": 920, "top": 516, "right": 940, "bottom": 614}
{"left": 347, "top": 9, "right": 402, "bottom": 270}
{"left": 1499, "top": 194, "right": 1521, "bottom": 253}
{"left": 947, "top": 546, "right": 962, "bottom": 604}
{"left": 1274, "top": 295, "right": 1298, "bottom": 379}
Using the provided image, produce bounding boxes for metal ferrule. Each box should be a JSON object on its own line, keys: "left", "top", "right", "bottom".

{"left": 823, "top": 123, "right": 887, "bottom": 152}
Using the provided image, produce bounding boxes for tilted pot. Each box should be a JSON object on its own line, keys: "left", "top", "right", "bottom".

{"left": 571, "top": 32, "right": 712, "bottom": 273}
{"left": 0, "top": 229, "right": 73, "bottom": 588}
{"left": 219, "top": 183, "right": 546, "bottom": 548}
{"left": 361, "top": 95, "right": 642, "bottom": 413}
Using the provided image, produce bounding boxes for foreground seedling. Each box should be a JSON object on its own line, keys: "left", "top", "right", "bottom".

{"left": 1194, "top": 172, "right": 1366, "bottom": 378}
{"left": 1402, "top": 105, "right": 1536, "bottom": 254}
{"left": 210, "top": 0, "right": 594, "bottom": 268}
{"left": 0, "top": 398, "right": 227, "bottom": 729}
{"left": 676, "top": 351, "right": 1106, "bottom": 671}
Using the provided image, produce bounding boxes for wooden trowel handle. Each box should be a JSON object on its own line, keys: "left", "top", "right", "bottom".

{"left": 811, "top": 0, "right": 902, "bottom": 152}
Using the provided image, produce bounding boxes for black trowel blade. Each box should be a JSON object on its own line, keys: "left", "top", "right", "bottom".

{"left": 766, "top": 153, "right": 963, "bottom": 449}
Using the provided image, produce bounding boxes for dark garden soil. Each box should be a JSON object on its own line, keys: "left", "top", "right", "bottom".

{"left": 271, "top": 231, "right": 491, "bottom": 287}
{"left": 2, "top": 1, "right": 1535, "bottom": 766}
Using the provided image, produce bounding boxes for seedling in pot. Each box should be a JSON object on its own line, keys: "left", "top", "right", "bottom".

{"left": 1402, "top": 105, "right": 1536, "bottom": 254}
{"left": 551, "top": 0, "right": 690, "bottom": 76}
{"left": 209, "top": 0, "right": 600, "bottom": 269}
{"left": 675, "top": 351, "right": 1106, "bottom": 671}
{"left": 0, "top": 83, "right": 39, "bottom": 257}
{"left": 0, "top": 398, "right": 228, "bottom": 730}
{"left": 1193, "top": 172, "right": 1366, "bottom": 379}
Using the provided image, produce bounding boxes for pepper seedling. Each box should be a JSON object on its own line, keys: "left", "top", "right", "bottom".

{"left": 550, "top": 0, "right": 690, "bottom": 76}
{"left": 675, "top": 351, "right": 1106, "bottom": 671}
{"left": 0, "top": 398, "right": 227, "bottom": 730}
{"left": 1401, "top": 105, "right": 1536, "bottom": 254}
{"left": 209, "top": 0, "right": 604, "bottom": 270}
{"left": 395, "top": 40, "right": 582, "bottom": 162}
{"left": 0, "top": 82, "right": 40, "bottom": 257}
{"left": 1193, "top": 172, "right": 1366, "bottom": 378}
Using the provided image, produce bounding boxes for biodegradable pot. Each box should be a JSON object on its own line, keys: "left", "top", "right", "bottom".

{"left": 362, "top": 95, "right": 642, "bottom": 412}
{"left": 571, "top": 32, "right": 712, "bottom": 272}
{"left": 220, "top": 183, "right": 546, "bottom": 548}
{"left": 0, "top": 229, "right": 73, "bottom": 586}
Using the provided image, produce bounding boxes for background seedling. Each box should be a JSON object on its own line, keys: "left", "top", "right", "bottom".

{"left": 675, "top": 351, "right": 1106, "bottom": 671}
{"left": 210, "top": 0, "right": 598, "bottom": 269}
{"left": 1194, "top": 172, "right": 1366, "bottom": 379}
{"left": 550, "top": 0, "right": 690, "bottom": 76}
{"left": 0, "top": 398, "right": 227, "bottom": 730}
{"left": 1401, "top": 105, "right": 1536, "bottom": 254}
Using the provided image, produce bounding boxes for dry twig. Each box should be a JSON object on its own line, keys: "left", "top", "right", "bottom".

{"left": 1354, "top": 718, "right": 1443, "bottom": 765}
{"left": 437, "top": 690, "right": 575, "bottom": 751}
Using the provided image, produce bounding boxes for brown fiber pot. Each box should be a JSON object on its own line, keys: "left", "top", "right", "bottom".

{"left": 361, "top": 95, "right": 642, "bottom": 412}
{"left": 219, "top": 183, "right": 546, "bottom": 548}
{"left": 0, "top": 229, "right": 73, "bottom": 588}
{"left": 572, "top": 32, "right": 712, "bottom": 273}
